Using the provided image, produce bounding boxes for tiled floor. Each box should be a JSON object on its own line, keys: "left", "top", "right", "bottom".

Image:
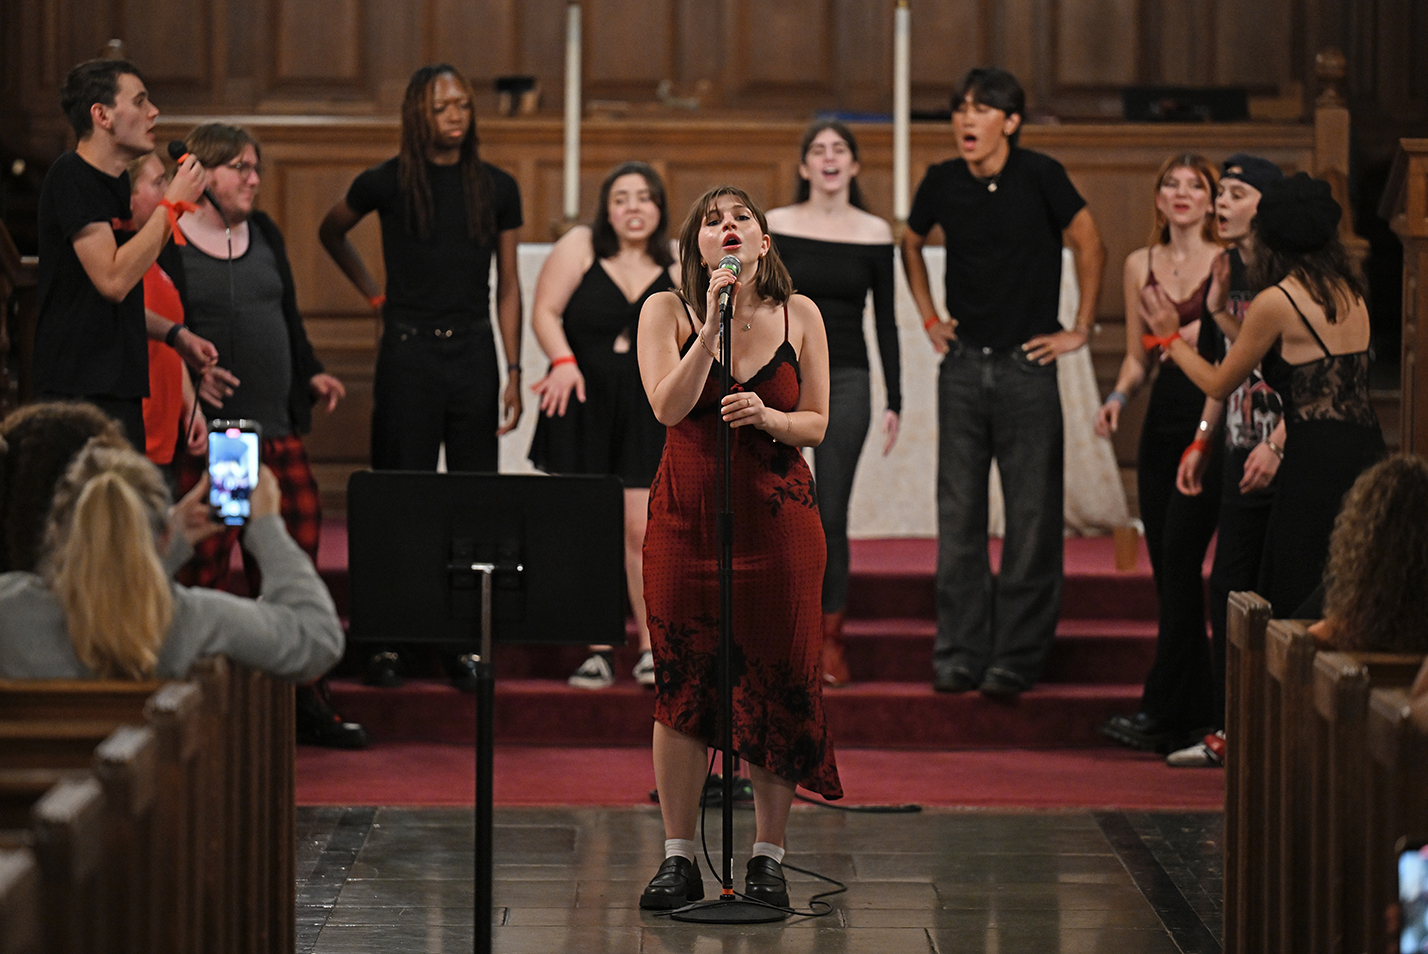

{"left": 296, "top": 803, "right": 1223, "bottom": 953}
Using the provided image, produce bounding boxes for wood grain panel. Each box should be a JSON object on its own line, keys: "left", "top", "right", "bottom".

{"left": 585, "top": 0, "right": 673, "bottom": 89}
{"left": 908, "top": 1, "right": 986, "bottom": 112}
{"left": 1055, "top": 0, "right": 1140, "bottom": 88}
{"left": 1215, "top": 0, "right": 1294, "bottom": 89}
{"left": 426, "top": 0, "right": 516, "bottom": 82}
{"left": 120, "top": 0, "right": 212, "bottom": 86}
{"left": 728, "top": 0, "right": 832, "bottom": 96}
{"left": 271, "top": 0, "right": 362, "bottom": 82}
{"left": 275, "top": 164, "right": 386, "bottom": 315}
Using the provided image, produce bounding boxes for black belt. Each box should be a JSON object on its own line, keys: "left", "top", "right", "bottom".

{"left": 388, "top": 320, "right": 476, "bottom": 339}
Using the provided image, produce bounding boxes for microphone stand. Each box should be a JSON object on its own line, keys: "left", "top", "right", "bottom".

{"left": 671, "top": 287, "right": 788, "bottom": 925}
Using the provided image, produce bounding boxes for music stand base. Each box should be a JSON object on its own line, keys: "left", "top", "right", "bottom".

{"left": 670, "top": 897, "right": 789, "bottom": 924}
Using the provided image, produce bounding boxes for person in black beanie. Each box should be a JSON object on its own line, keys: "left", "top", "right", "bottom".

{"left": 1145, "top": 172, "right": 1383, "bottom": 632}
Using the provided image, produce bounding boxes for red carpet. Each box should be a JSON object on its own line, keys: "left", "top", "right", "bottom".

{"left": 295, "top": 743, "right": 1224, "bottom": 811}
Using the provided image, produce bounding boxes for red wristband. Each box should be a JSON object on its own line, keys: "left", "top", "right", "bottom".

{"left": 923, "top": 315, "right": 942, "bottom": 332}
{"left": 368, "top": 294, "right": 385, "bottom": 310}
{"left": 1142, "top": 333, "right": 1179, "bottom": 351}
{"left": 159, "top": 199, "right": 199, "bottom": 246}
{"left": 551, "top": 355, "right": 577, "bottom": 368}
{"left": 1180, "top": 438, "right": 1211, "bottom": 465}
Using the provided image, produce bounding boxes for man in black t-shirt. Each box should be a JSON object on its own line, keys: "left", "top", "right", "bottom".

{"left": 320, "top": 63, "right": 524, "bottom": 477}
{"left": 319, "top": 64, "right": 524, "bottom": 691}
{"left": 902, "top": 67, "right": 1106, "bottom": 700}
{"left": 34, "top": 58, "right": 209, "bottom": 447}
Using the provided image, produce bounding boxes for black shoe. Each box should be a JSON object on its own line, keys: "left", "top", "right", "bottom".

{"left": 978, "top": 668, "right": 1027, "bottom": 702}
{"left": 363, "top": 651, "right": 403, "bottom": 688}
{"left": 933, "top": 667, "right": 978, "bottom": 693}
{"left": 443, "top": 653, "right": 480, "bottom": 693}
{"left": 640, "top": 856, "right": 704, "bottom": 910}
{"left": 744, "top": 856, "right": 789, "bottom": 907}
{"left": 1101, "top": 712, "right": 1176, "bottom": 753}
{"left": 295, "top": 682, "right": 369, "bottom": 749}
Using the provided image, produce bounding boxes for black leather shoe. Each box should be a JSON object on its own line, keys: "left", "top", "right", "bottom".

{"left": 933, "top": 667, "right": 978, "bottom": 693}
{"left": 978, "top": 668, "right": 1027, "bottom": 702}
{"left": 1101, "top": 712, "right": 1176, "bottom": 753}
{"left": 639, "top": 856, "right": 704, "bottom": 910}
{"left": 295, "top": 682, "right": 369, "bottom": 749}
{"left": 363, "top": 651, "right": 404, "bottom": 688}
{"left": 444, "top": 653, "right": 480, "bottom": 693}
{"left": 744, "top": 856, "right": 789, "bottom": 907}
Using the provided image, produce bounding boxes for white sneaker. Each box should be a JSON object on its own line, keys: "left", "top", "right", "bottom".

{"left": 1166, "top": 730, "right": 1225, "bottom": 767}
{"left": 633, "top": 650, "right": 655, "bottom": 687}
{"left": 568, "top": 653, "right": 614, "bottom": 689}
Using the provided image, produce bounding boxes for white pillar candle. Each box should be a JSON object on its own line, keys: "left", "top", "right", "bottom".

{"left": 563, "top": 2, "right": 582, "bottom": 222}
{"left": 893, "top": 0, "right": 911, "bottom": 223}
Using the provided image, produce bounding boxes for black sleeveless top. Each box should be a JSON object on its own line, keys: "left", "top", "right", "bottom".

{"left": 1260, "top": 285, "right": 1376, "bottom": 429}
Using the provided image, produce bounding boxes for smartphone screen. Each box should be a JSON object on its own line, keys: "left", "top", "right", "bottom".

{"left": 1401, "top": 842, "right": 1428, "bottom": 953}
{"left": 208, "top": 422, "right": 260, "bottom": 526}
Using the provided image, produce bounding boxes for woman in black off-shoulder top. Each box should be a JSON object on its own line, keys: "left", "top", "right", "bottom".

{"left": 767, "top": 120, "right": 902, "bottom": 688}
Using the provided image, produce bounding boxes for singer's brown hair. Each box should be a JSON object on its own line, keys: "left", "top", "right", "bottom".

{"left": 398, "top": 64, "right": 495, "bottom": 245}
{"left": 590, "top": 162, "right": 673, "bottom": 266}
{"left": 1148, "top": 153, "right": 1219, "bottom": 247}
{"left": 184, "top": 123, "right": 261, "bottom": 169}
{"left": 675, "top": 186, "right": 792, "bottom": 311}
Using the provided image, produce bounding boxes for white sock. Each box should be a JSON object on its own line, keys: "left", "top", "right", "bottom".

{"left": 751, "top": 841, "right": 785, "bottom": 864}
{"left": 665, "top": 838, "right": 695, "bottom": 862}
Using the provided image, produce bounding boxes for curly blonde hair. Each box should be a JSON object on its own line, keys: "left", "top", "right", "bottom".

{"left": 1322, "top": 454, "right": 1428, "bottom": 652}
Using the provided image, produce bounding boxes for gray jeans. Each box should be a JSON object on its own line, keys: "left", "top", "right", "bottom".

{"left": 934, "top": 341, "right": 1064, "bottom": 687}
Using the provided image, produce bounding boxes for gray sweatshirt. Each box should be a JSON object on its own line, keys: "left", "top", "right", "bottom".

{"left": 0, "top": 514, "right": 343, "bottom": 683}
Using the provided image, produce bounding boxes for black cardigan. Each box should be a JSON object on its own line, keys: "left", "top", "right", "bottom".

{"left": 158, "top": 210, "right": 325, "bottom": 435}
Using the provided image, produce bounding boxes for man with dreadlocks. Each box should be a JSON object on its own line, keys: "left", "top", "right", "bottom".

{"left": 320, "top": 64, "right": 524, "bottom": 690}
{"left": 321, "top": 63, "right": 523, "bottom": 473}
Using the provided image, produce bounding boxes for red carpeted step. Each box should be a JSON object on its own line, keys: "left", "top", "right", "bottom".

{"left": 325, "top": 678, "right": 1143, "bottom": 748}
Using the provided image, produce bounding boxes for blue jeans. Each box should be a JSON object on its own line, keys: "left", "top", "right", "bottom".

{"left": 934, "top": 342, "right": 1064, "bottom": 686}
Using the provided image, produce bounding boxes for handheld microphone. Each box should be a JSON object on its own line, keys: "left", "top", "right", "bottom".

{"left": 716, "top": 254, "right": 741, "bottom": 315}
{"left": 167, "top": 140, "right": 227, "bottom": 225}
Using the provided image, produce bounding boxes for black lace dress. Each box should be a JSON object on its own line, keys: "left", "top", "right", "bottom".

{"left": 1258, "top": 285, "right": 1384, "bottom": 616}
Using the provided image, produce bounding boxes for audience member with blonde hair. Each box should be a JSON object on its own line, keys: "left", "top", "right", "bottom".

{"left": 0, "top": 440, "right": 343, "bottom": 682}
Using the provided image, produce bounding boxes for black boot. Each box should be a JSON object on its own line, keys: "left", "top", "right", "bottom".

{"left": 296, "top": 680, "right": 369, "bottom": 749}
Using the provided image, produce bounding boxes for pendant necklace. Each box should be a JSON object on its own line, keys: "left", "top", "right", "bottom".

{"left": 972, "top": 170, "right": 1002, "bottom": 192}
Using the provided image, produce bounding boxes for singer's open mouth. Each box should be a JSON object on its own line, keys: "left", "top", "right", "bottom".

{"left": 722, "top": 237, "right": 741, "bottom": 250}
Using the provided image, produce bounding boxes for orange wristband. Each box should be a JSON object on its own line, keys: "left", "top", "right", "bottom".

{"left": 551, "top": 355, "right": 577, "bottom": 368}
{"left": 1142, "top": 333, "right": 1179, "bottom": 351}
{"left": 368, "top": 295, "right": 385, "bottom": 310}
{"left": 923, "top": 315, "right": 941, "bottom": 332}
{"left": 158, "top": 199, "right": 199, "bottom": 246}
{"left": 1180, "top": 437, "right": 1211, "bottom": 465}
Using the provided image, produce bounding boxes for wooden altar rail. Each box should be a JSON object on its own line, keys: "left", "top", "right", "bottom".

{"left": 1225, "top": 597, "right": 1428, "bottom": 954}
{"left": 0, "top": 659, "right": 296, "bottom": 954}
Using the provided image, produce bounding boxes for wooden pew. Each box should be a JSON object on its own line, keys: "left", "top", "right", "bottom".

{"left": 1309, "top": 651, "right": 1424, "bottom": 954}
{"left": 29, "top": 776, "right": 108, "bottom": 954}
{"left": 1265, "top": 618, "right": 1319, "bottom": 954}
{"left": 1365, "top": 687, "right": 1428, "bottom": 954}
{"left": 93, "top": 725, "right": 160, "bottom": 954}
{"left": 1223, "top": 590, "right": 1273, "bottom": 954}
{"left": 0, "top": 847, "right": 43, "bottom": 954}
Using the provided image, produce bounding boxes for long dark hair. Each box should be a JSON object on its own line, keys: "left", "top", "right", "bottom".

{"left": 398, "top": 64, "right": 495, "bottom": 244}
{"left": 793, "top": 120, "right": 866, "bottom": 210}
{"left": 1247, "top": 225, "right": 1367, "bottom": 324}
{"left": 675, "top": 186, "right": 792, "bottom": 312}
{"left": 590, "top": 162, "right": 673, "bottom": 266}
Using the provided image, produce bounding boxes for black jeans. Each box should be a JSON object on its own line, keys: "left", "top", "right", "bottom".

{"left": 814, "top": 367, "right": 871, "bottom": 614}
{"left": 371, "top": 322, "right": 499, "bottom": 472}
{"left": 933, "top": 342, "right": 1063, "bottom": 686}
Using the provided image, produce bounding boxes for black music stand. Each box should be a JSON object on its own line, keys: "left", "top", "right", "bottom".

{"left": 346, "top": 471, "right": 626, "bottom": 954}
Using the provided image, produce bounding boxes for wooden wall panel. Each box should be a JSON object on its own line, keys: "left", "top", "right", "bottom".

{"left": 426, "top": 0, "right": 517, "bottom": 84}
{"left": 727, "top": 0, "right": 833, "bottom": 100}
{"left": 908, "top": 1, "right": 987, "bottom": 113}
{"left": 1215, "top": 0, "right": 1295, "bottom": 89}
{"left": 120, "top": 0, "right": 212, "bottom": 88}
{"left": 584, "top": 0, "right": 674, "bottom": 92}
{"left": 1055, "top": 0, "right": 1140, "bottom": 88}
{"left": 270, "top": 0, "right": 363, "bottom": 84}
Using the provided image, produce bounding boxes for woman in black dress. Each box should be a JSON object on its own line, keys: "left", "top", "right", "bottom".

{"left": 528, "top": 162, "right": 677, "bottom": 688}
{"left": 766, "top": 120, "right": 901, "bottom": 687}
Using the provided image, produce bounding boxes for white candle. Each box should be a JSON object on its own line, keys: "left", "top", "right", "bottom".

{"left": 893, "top": 0, "right": 910, "bottom": 223}
{"left": 564, "top": 2, "right": 582, "bottom": 222}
